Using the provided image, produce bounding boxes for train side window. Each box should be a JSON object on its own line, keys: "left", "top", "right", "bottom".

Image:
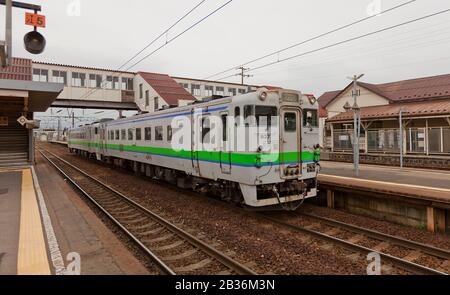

{"left": 234, "top": 107, "right": 240, "bottom": 118}
{"left": 284, "top": 112, "right": 297, "bottom": 132}
{"left": 121, "top": 129, "right": 126, "bottom": 140}
{"left": 128, "top": 129, "right": 133, "bottom": 141}
{"left": 155, "top": 126, "right": 163, "bottom": 141}
{"left": 115, "top": 130, "right": 120, "bottom": 140}
{"left": 136, "top": 128, "right": 142, "bottom": 141}
{"left": 145, "top": 127, "right": 152, "bottom": 141}
{"left": 221, "top": 114, "right": 227, "bottom": 142}
{"left": 167, "top": 126, "right": 172, "bottom": 141}
{"left": 244, "top": 105, "right": 253, "bottom": 119}
{"left": 202, "top": 117, "right": 211, "bottom": 143}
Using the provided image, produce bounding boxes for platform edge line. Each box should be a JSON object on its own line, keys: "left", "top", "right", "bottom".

{"left": 31, "top": 166, "right": 66, "bottom": 275}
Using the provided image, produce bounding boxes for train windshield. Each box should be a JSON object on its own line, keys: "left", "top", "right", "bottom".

{"left": 255, "top": 106, "right": 278, "bottom": 128}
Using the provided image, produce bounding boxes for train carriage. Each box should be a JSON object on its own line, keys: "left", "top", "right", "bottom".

{"left": 68, "top": 88, "right": 320, "bottom": 210}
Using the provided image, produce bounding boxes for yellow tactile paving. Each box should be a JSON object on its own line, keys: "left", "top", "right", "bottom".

{"left": 17, "top": 168, "right": 51, "bottom": 275}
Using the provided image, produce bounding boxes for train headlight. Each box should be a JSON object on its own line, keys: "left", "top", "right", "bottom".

{"left": 308, "top": 96, "right": 317, "bottom": 105}
{"left": 259, "top": 92, "right": 268, "bottom": 101}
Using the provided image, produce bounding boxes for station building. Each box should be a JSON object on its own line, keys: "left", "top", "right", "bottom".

{"left": 0, "top": 58, "right": 63, "bottom": 167}
{"left": 319, "top": 74, "right": 450, "bottom": 168}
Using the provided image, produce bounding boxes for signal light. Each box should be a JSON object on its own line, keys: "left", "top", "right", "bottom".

{"left": 24, "top": 30, "right": 46, "bottom": 54}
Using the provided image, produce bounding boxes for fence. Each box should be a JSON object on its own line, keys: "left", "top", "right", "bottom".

{"left": 332, "top": 127, "right": 450, "bottom": 155}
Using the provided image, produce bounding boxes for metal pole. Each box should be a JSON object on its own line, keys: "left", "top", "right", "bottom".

{"left": 399, "top": 109, "right": 403, "bottom": 170}
{"left": 5, "top": 0, "right": 12, "bottom": 66}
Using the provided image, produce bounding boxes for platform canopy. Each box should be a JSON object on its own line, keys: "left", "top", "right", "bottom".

{"left": 0, "top": 79, "right": 63, "bottom": 112}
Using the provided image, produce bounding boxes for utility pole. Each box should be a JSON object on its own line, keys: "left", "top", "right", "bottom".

{"left": 346, "top": 74, "right": 364, "bottom": 177}
{"left": 5, "top": 0, "right": 12, "bottom": 66}
{"left": 236, "top": 66, "right": 252, "bottom": 85}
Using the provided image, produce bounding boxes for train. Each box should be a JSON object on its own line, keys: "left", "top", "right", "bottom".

{"left": 67, "top": 88, "right": 321, "bottom": 210}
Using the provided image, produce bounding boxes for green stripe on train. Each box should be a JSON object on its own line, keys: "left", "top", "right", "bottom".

{"left": 68, "top": 141, "right": 320, "bottom": 165}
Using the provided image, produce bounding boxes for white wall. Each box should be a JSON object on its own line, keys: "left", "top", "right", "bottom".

{"left": 327, "top": 86, "right": 389, "bottom": 119}
{"left": 173, "top": 77, "right": 256, "bottom": 100}
{"left": 134, "top": 75, "right": 168, "bottom": 112}
{"left": 32, "top": 63, "right": 135, "bottom": 102}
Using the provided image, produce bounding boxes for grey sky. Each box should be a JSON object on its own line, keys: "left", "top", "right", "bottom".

{"left": 2, "top": 0, "right": 450, "bottom": 127}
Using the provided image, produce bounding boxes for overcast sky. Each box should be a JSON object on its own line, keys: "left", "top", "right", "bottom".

{"left": 2, "top": 0, "right": 450, "bottom": 127}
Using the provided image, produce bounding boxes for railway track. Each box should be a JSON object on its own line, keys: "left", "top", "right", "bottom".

{"left": 38, "top": 148, "right": 257, "bottom": 275}
{"left": 260, "top": 212, "right": 449, "bottom": 275}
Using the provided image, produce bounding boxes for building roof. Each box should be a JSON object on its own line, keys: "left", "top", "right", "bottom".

{"left": 0, "top": 79, "right": 64, "bottom": 112}
{"left": 33, "top": 60, "right": 136, "bottom": 75}
{"left": 0, "top": 57, "right": 32, "bottom": 81}
{"left": 319, "top": 106, "right": 328, "bottom": 118}
{"left": 318, "top": 74, "right": 450, "bottom": 108}
{"left": 172, "top": 75, "right": 258, "bottom": 88}
{"left": 318, "top": 90, "right": 341, "bottom": 107}
{"left": 327, "top": 99, "right": 450, "bottom": 122}
{"left": 138, "top": 72, "right": 196, "bottom": 106}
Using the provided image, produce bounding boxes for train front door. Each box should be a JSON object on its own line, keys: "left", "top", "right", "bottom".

{"left": 219, "top": 112, "right": 231, "bottom": 174}
{"left": 280, "top": 107, "right": 302, "bottom": 178}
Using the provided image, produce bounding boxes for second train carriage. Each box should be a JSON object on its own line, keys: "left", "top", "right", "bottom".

{"left": 68, "top": 88, "right": 321, "bottom": 209}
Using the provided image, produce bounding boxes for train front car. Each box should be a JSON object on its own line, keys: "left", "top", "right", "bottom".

{"left": 229, "top": 89, "right": 320, "bottom": 210}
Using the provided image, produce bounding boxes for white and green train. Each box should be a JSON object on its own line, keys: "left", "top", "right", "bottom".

{"left": 68, "top": 88, "right": 320, "bottom": 210}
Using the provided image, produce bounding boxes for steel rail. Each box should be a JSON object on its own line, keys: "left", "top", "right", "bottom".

{"left": 38, "top": 148, "right": 256, "bottom": 275}
{"left": 259, "top": 214, "right": 448, "bottom": 275}
{"left": 297, "top": 212, "right": 450, "bottom": 261}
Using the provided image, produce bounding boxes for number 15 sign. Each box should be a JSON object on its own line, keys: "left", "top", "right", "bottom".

{"left": 25, "top": 12, "right": 46, "bottom": 28}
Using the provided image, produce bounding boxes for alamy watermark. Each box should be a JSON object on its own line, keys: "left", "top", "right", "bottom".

{"left": 367, "top": 252, "right": 381, "bottom": 275}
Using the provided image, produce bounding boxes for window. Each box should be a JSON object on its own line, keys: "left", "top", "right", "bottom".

{"left": 155, "top": 126, "right": 163, "bottom": 141}
{"left": 145, "top": 127, "right": 152, "bottom": 141}
{"left": 128, "top": 129, "right": 134, "bottom": 141}
{"left": 106, "top": 76, "right": 113, "bottom": 89}
{"left": 216, "top": 86, "right": 224, "bottom": 96}
{"left": 255, "top": 106, "right": 277, "bottom": 127}
{"left": 33, "top": 69, "right": 48, "bottom": 82}
{"left": 234, "top": 106, "right": 240, "bottom": 118}
{"left": 145, "top": 90, "right": 149, "bottom": 106}
{"left": 121, "top": 129, "right": 126, "bottom": 140}
{"left": 121, "top": 78, "right": 133, "bottom": 90}
{"left": 205, "top": 85, "right": 214, "bottom": 96}
{"left": 136, "top": 128, "right": 142, "bottom": 141}
{"left": 139, "top": 83, "right": 143, "bottom": 98}
{"left": 72, "top": 72, "right": 86, "bottom": 87}
{"left": 154, "top": 97, "right": 159, "bottom": 111}
{"left": 115, "top": 130, "right": 120, "bottom": 140}
{"left": 202, "top": 117, "right": 211, "bottom": 143}
{"left": 191, "top": 84, "right": 201, "bottom": 96}
{"left": 180, "top": 83, "right": 189, "bottom": 90}
{"left": 238, "top": 89, "right": 246, "bottom": 94}
{"left": 284, "top": 112, "right": 297, "bottom": 132}
{"left": 167, "top": 126, "right": 172, "bottom": 141}
{"left": 303, "top": 109, "right": 318, "bottom": 127}
{"left": 244, "top": 105, "right": 254, "bottom": 119}
{"left": 228, "top": 88, "right": 236, "bottom": 96}
{"left": 113, "top": 77, "right": 119, "bottom": 89}
{"left": 89, "top": 74, "right": 102, "bottom": 88}
{"left": 221, "top": 114, "right": 228, "bottom": 141}
{"left": 52, "top": 70, "right": 67, "bottom": 85}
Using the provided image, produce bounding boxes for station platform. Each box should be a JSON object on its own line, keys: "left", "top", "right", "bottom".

{"left": 319, "top": 161, "right": 450, "bottom": 205}
{"left": 318, "top": 161, "right": 450, "bottom": 232}
{"left": 0, "top": 155, "right": 150, "bottom": 275}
